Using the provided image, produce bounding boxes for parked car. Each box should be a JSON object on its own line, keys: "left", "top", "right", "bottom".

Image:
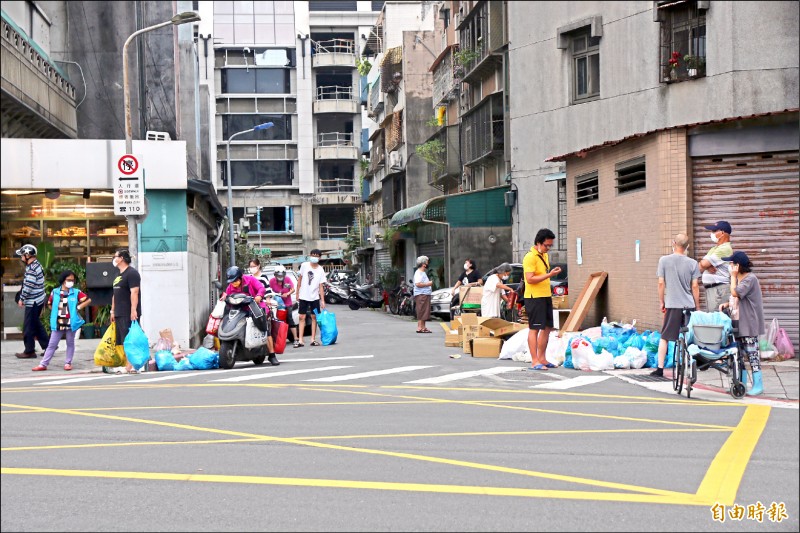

{"left": 430, "top": 262, "right": 568, "bottom": 321}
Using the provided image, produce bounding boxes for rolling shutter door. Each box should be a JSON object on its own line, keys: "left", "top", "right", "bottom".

{"left": 375, "top": 248, "right": 391, "bottom": 274}
{"left": 692, "top": 151, "right": 799, "bottom": 353}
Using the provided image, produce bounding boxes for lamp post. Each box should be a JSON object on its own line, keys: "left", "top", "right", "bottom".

{"left": 122, "top": 11, "right": 200, "bottom": 267}
{"left": 226, "top": 122, "right": 275, "bottom": 266}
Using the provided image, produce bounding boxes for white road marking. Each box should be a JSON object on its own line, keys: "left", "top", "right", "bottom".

{"left": 404, "top": 367, "right": 520, "bottom": 384}
{"left": 34, "top": 375, "right": 127, "bottom": 385}
{"left": 287, "top": 355, "right": 374, "bottom": 363}
{"left": 125, "top": 372, "right": 208, "bottom": 383}
{"left": 214, "top": 366, "right": 354, "bottom": 382}
{"left": 304, "top": 366, "right": 435, "bottom": 382}
{"left": 529, "top": 375, "right": 612, "bottom": 389}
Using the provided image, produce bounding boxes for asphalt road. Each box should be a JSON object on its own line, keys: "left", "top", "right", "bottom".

{"left": 2, "top": 307, "right": 798, "bottom": 532}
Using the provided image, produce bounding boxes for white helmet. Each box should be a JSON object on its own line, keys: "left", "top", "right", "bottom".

{"left": 15, "top": 244, "right": 37, "bottom": 257}
{"left": 273, "top": 265, "right": 286, "bottom": 276}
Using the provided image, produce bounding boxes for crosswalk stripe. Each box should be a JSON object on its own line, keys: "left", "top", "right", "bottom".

{"left": 303, "top": 366, "right": 435, "bottom": 383}
{"left": 214, "top": 366, "right": 353, "bottom": 382}
{"left": 126, "top": 373, "right": 206, "bottom": 383}
{"left": 529, "top": 375, "right": 612, "bottom": 389}
{"left": 404, "top": 367, "right": 520, "bottom": 384}
{"left": 286, "top": 355, "right": 374, "bottom": 363}
{"left": 35, "top": 375, "right": 125, "bottom": 386}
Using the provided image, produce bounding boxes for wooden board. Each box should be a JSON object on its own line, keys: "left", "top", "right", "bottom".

{"left": 559, "top": 271, "right": 608, "bottom": 335}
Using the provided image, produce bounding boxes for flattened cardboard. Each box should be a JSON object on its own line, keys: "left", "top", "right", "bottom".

{"left": 459, "top": 286, "right": 483, "bottom": 305}
{"left": 560, "top": 271, "right": 608, "bottom": 335}
{"left": 470, "top": 337, "right": 504, "bottom": 358}
{"left": 552, "top": 295, "right": 568, "bottom": 309}
{"left": 479, "top": 317, "right": 527, "bottom": 339}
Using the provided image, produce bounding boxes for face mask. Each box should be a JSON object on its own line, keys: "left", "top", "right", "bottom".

{"left": 710, "top": 233, "right": 719, "bottom": 243}
{"left": 249, "top": 267, "right": 259, "bottom": 275}
{"left": 310, "top": 257, "right": 319, "bottom": 264}
{"left": 501, "top": 275, "right": 509, "bottom": 281}
{"left": 464, "top": 263, "right": 470, "bottom": 270}
{"left": 65, "top": 281, "right": 75, "bottom": 289}
{"left": 112, "top": 257, "right": 121, "bottom": 268}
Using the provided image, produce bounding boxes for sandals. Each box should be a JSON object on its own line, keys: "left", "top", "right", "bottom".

{"left": 293, "top": 341, "right": 302, "bottom": 348}
{"left": 416, "top": 328, "right": 433, "bottom": 334}
{"left": 310, "top": 340, "right": 321, "bottom": 346}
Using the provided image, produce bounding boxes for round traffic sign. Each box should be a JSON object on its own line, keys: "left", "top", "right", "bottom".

{"left": 118, "top": 155, "right": 139, "bottom": 175}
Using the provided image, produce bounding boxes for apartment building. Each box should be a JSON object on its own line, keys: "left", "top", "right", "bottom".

{"left": 207, "top": 0, "right": 386, "bottom": 266}
{"left": 508, "top": 1, "right": 799, "bottom": 347}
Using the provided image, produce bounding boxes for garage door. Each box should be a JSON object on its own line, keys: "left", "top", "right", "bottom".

{"left": 692, "top": 151, "right": 799, "bottom": 353}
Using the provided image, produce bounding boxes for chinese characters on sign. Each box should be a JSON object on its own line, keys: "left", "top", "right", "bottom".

{"left": 114, "top": 154, "right": 145, "bottom": 216}
{"left": 711, "top": 501, "right": 788, "bottom": 523}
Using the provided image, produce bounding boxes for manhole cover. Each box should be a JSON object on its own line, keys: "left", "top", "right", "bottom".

{"left": 624, "top": 374, "right": 670, "bottom": 382}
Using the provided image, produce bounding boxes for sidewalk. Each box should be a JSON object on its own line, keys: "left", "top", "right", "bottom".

{"left": 2, "top": 336, "right": 797, "bottom": 404}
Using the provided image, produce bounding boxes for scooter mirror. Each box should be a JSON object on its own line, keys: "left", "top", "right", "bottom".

{"left": 213, "top": 280, "right": 222, "bottom": 290}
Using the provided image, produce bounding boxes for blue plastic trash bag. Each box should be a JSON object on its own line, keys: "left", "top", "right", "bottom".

{"left": 315, "top": 309, "right": 338, "bottom": 345}
{"left": 563, "top": 353, "right": 574, "bottom": 369}
{"left": 155, "top": 350, "right": 176, "bottom": 371}
{"left": 123, "top": 320, "right": 150, "bottom": 370}
{"left": 644, "top": 331, "right": 661, "bottom": 354}
{"left": 190, "top": 347, "right": 219, "bottom": 370}
{"left": 665, "top": 341, "right": 674, "bottom": 369}
{"left": 173, "top": 357, "right": 194, "bottom": 371}
{"left": 273, "top": 295, "right": 285, "bottom": 309}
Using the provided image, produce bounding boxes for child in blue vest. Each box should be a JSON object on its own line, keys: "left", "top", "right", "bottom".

{"left": 32, "top": 270, "right": 91, "bottom": 371}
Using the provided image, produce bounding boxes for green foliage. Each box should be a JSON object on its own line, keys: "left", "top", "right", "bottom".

{"left": 45, "top": 260, "right": 86, "bottom": 296}
{"left": 344, "top": 226, "right": 362, "bottom": 254}
{"left": 683, "top": 55, "right": 705, "bottom": 69}
{"left": 378, "top": 266, "right": 403, "bottom": 289}
{"left": 416, "top": 139, "right": 446, "bottom": 173}
{"left": 454, "top": 47, "right": 481, "bottom": 66}
{"left": 425, "top": 116, "right": 441, "bottom": 128}
{"left": 356, "top": 57, "right": 372, "bottom": 76}
{"left": 94, "top": 305, "right": 111, "bottom": 327}
{"left": 36, "top": 241, "right": 56, "bottom": 271}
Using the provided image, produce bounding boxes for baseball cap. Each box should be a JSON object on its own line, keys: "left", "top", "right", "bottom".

{"left": 722, "top": 251, "right": 751, "bottom": 267}
{"left": 704, "top": 221, "right": 732, "bottom": 234}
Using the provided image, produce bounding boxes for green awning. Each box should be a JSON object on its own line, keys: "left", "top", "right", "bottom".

{"left": 389, "top": 196, "right": 446, "bottom": 227}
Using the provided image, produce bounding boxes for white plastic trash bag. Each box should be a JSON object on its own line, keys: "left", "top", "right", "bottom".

{"left": 570, "top": 337, "right": 595, "bottom": 371}
{"left": 498, "top": 328, "right": 530, "bottom": 360}
{"left": 613, "top": 355, "right": 631, "bottom": 369}
{"left": 211, "top": 300, "right": 227, "bottom": 319}
{"left": 545, "top": 331, "right": 572, "bottom": 367}
{"left": 623, "top": 346, "right": 648, "bottom": 369}
{"left": 589, "top": 349, "right": 615, "bottom": 371}
{"left": 245, "top": 317, "right": 269, "bottom": 349}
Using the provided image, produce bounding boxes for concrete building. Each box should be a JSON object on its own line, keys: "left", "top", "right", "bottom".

{"left": 509, "top": 1, "right": 799, "bottom": 349}
{"left": 1, "top": 1, "right": 224, "bottom": 349}
{"left": 205, "top": 0, "right": 386, "bottom": 268}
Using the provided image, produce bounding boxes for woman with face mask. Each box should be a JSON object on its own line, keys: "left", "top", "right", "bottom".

{"left": 481, "top": 263, "right": 515, "bottom": 319}
{"left": 450, "top": 259, "right": 483, "bottom": 319}
{"left": 32, "top": 270, "right": 91, "bottom": 371}
{"left": 248, "top": 258, "right": 271, "bottom": 294}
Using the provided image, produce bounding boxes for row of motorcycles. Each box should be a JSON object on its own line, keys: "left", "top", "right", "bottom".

{"left": 323, "top": 272, "right": 415, "bottom": 316}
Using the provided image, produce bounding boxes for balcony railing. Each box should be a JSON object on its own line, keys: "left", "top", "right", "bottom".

{"left": 427, "top": 125, "right": 461, "bottom": 187}
{"left": 319, "top": 224, "right": 351, "bottom": 240}
{"left": 317, "top": 132, "right": 354, "bottom": 147}
{"left": 458, "top": 1, "right": 505, "bottom": 83}
{"left": 311, "top": 39, "right": 356, "bottom": 69}
{"left": 432, "top": 45, "right": 459, "bottom": 107}
{"left": 318, "top": 176, "right": 356, "bottom": 193}
{"left": 316, "top": 85, "right": 354, "bottom": 100}
{"left": 315, "top": 132, "right": 358, "bottom": 160}
{"left": 314, "top": 85, "right": 359, "bottom": 113}
{"left": 461, "top": 93, "right": 504, "bottom": 166}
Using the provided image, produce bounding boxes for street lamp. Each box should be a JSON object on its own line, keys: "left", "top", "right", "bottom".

{"left": 226, "top": 122, "right": 275, "bottom": 266}
{"left": 122, "top": 11, "right": 200, "bottom": 267}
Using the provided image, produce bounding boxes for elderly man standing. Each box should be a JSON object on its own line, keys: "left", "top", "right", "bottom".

{"left": 699, "top": 221, "right": 733, "bottom": 313}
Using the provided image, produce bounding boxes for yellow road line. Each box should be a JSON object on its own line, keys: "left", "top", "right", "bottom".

{"left": 695, "top": 404, "right": 771, "bottom": 505}
{"left": 0, "top": 468, "right": 709, "bottom": 505}
{"left": 0, "top": 402, "right": 689, "bottom": 498}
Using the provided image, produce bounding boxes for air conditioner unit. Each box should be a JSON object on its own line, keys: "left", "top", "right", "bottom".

{"left": 233, "top": 223, "right": 240, "bottom": 234}
{"left": 389, "top": 151, "right": 402, "bottom": 171}
{"left": 146, "top": 130, "right": 171, "bottom": 141}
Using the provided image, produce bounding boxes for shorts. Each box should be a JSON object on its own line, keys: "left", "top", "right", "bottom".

{"left": 114, "top": 316, "right": 135, "bottom": 345}
{"left": 298, "top": 299, "right": 321, "bottom": 316}
{"left": 661, "top": 308, "right": 692, "bottom": 341}
{"left": 525, "top": 297, "right": 553, "bottom": 330}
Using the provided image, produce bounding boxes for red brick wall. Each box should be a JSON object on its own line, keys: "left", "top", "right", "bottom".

{"left": 564, "top": 130, "right": 690, "bottom": 333}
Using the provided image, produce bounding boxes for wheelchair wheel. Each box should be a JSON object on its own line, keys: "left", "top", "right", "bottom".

{"left": 673, "top": 341, "right": 684, "bottom": 395}
{"left": 729, "top": 354, "right": 747, "bottom": 399}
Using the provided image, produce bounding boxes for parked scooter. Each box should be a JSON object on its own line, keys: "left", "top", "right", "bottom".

{"left": 347, "top": 282, "right": 385, "bottom": 310}
{"left": 324, "top": 281, "right": 350, "bottom": 304}
{"left": 217, "top": 292, "right": 267, "bottom": 369}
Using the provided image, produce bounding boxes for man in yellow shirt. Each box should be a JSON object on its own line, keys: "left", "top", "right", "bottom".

{"left": 522, "top": 229, "right": 562, "bottom": 370}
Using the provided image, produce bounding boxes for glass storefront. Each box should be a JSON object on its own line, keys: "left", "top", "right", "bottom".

{"left": 1, "top": 189, "right": 128, "bottom": 284}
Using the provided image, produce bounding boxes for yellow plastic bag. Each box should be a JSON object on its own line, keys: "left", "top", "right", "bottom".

{"left": 93, "top": 322, "right": 127, "bottom": 367}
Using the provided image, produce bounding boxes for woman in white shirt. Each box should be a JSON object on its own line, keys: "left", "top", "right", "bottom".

{"left": 413, "top": 255, "right": 434, "bottom": 333}
{"left": 481, "top": 263, "right": 515, "bottom": 318}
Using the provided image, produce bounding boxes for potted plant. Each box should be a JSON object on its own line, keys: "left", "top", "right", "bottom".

{"left": 94, "top": 305, "right": 112, "bottom": 337}
{"left": 666, "top": 51, "right": 681, "bottom": 81}
{"left": 683, "top": 54, "right": 705, "bottom": 77}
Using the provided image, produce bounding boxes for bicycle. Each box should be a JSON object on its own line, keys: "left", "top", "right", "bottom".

{"left": 672, "top": 309, "right": 695, "bottom": 397}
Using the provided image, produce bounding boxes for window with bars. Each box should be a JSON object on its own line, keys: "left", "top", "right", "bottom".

{"left": 557, "top": 179, "right": 567, "bottom": 250}
{"left": 571, "top": 31, "right": 600, "bottom": 103}
{"left": 659, "top": 1, "right": 706, "bottom": 82}
{"left": 615, "top": 156, "right": 646, "bottom": 194}
{"left": 576, "top": 171, "right": 599, "bottom": 204}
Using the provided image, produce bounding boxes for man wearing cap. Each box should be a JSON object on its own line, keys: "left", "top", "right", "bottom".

{"left": 14, "top": 244, "right": 50, "bottom": 358}
{"left": 699, "top": 220, "right": 733, "bottom": 313}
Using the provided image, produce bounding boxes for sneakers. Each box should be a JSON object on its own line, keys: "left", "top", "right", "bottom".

{"left": 15, "top": 352, "right": 37, "bottom": 359}
{"left": 64, "top": 364, "right": 73, "bottom": 371}
{"left": 32, "top": 365, "right": 47, "bottom": 371}
{"left": 649, "top": 367, "right": 664, "bottom": 377}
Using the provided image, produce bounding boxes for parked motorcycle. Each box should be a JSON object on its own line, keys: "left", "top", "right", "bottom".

{"left": 347, "top": 282, "right": 385, "bottom": 310}
{"left": 389, "top": 281, "right": 414, "bottom": 315}
{"left": 217, "top": 293, "right": 267, "bottom": 369}
{"left": 324, "top": 281, "right": 350, "bottom": 304}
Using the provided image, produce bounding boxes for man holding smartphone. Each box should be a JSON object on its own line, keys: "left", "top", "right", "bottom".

{"left": 522, "top": 229, "right": 562, "bottom": 370}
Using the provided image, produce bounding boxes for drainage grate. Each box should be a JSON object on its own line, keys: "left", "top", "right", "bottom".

{"left": 624, "top": 374, "right": 670, "bottom": 382}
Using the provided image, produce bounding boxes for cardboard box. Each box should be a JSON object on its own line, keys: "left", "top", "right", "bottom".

{"left": 552, "top": 296, "right": 568, "bottom": 309}
{"left": 439, "top": 317, "right": 463, "bottom": 347}
{"left": 459, "top": 286, "right": 483, "bottom": 306}
{"left": 479, "top": 317, "right": 528, "bottom": 339}
{"left": 470, "top": 337, "right": 504, "bottom": 358}
{"left": 460, "top": 313, "right": 485, "bottom": 354}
